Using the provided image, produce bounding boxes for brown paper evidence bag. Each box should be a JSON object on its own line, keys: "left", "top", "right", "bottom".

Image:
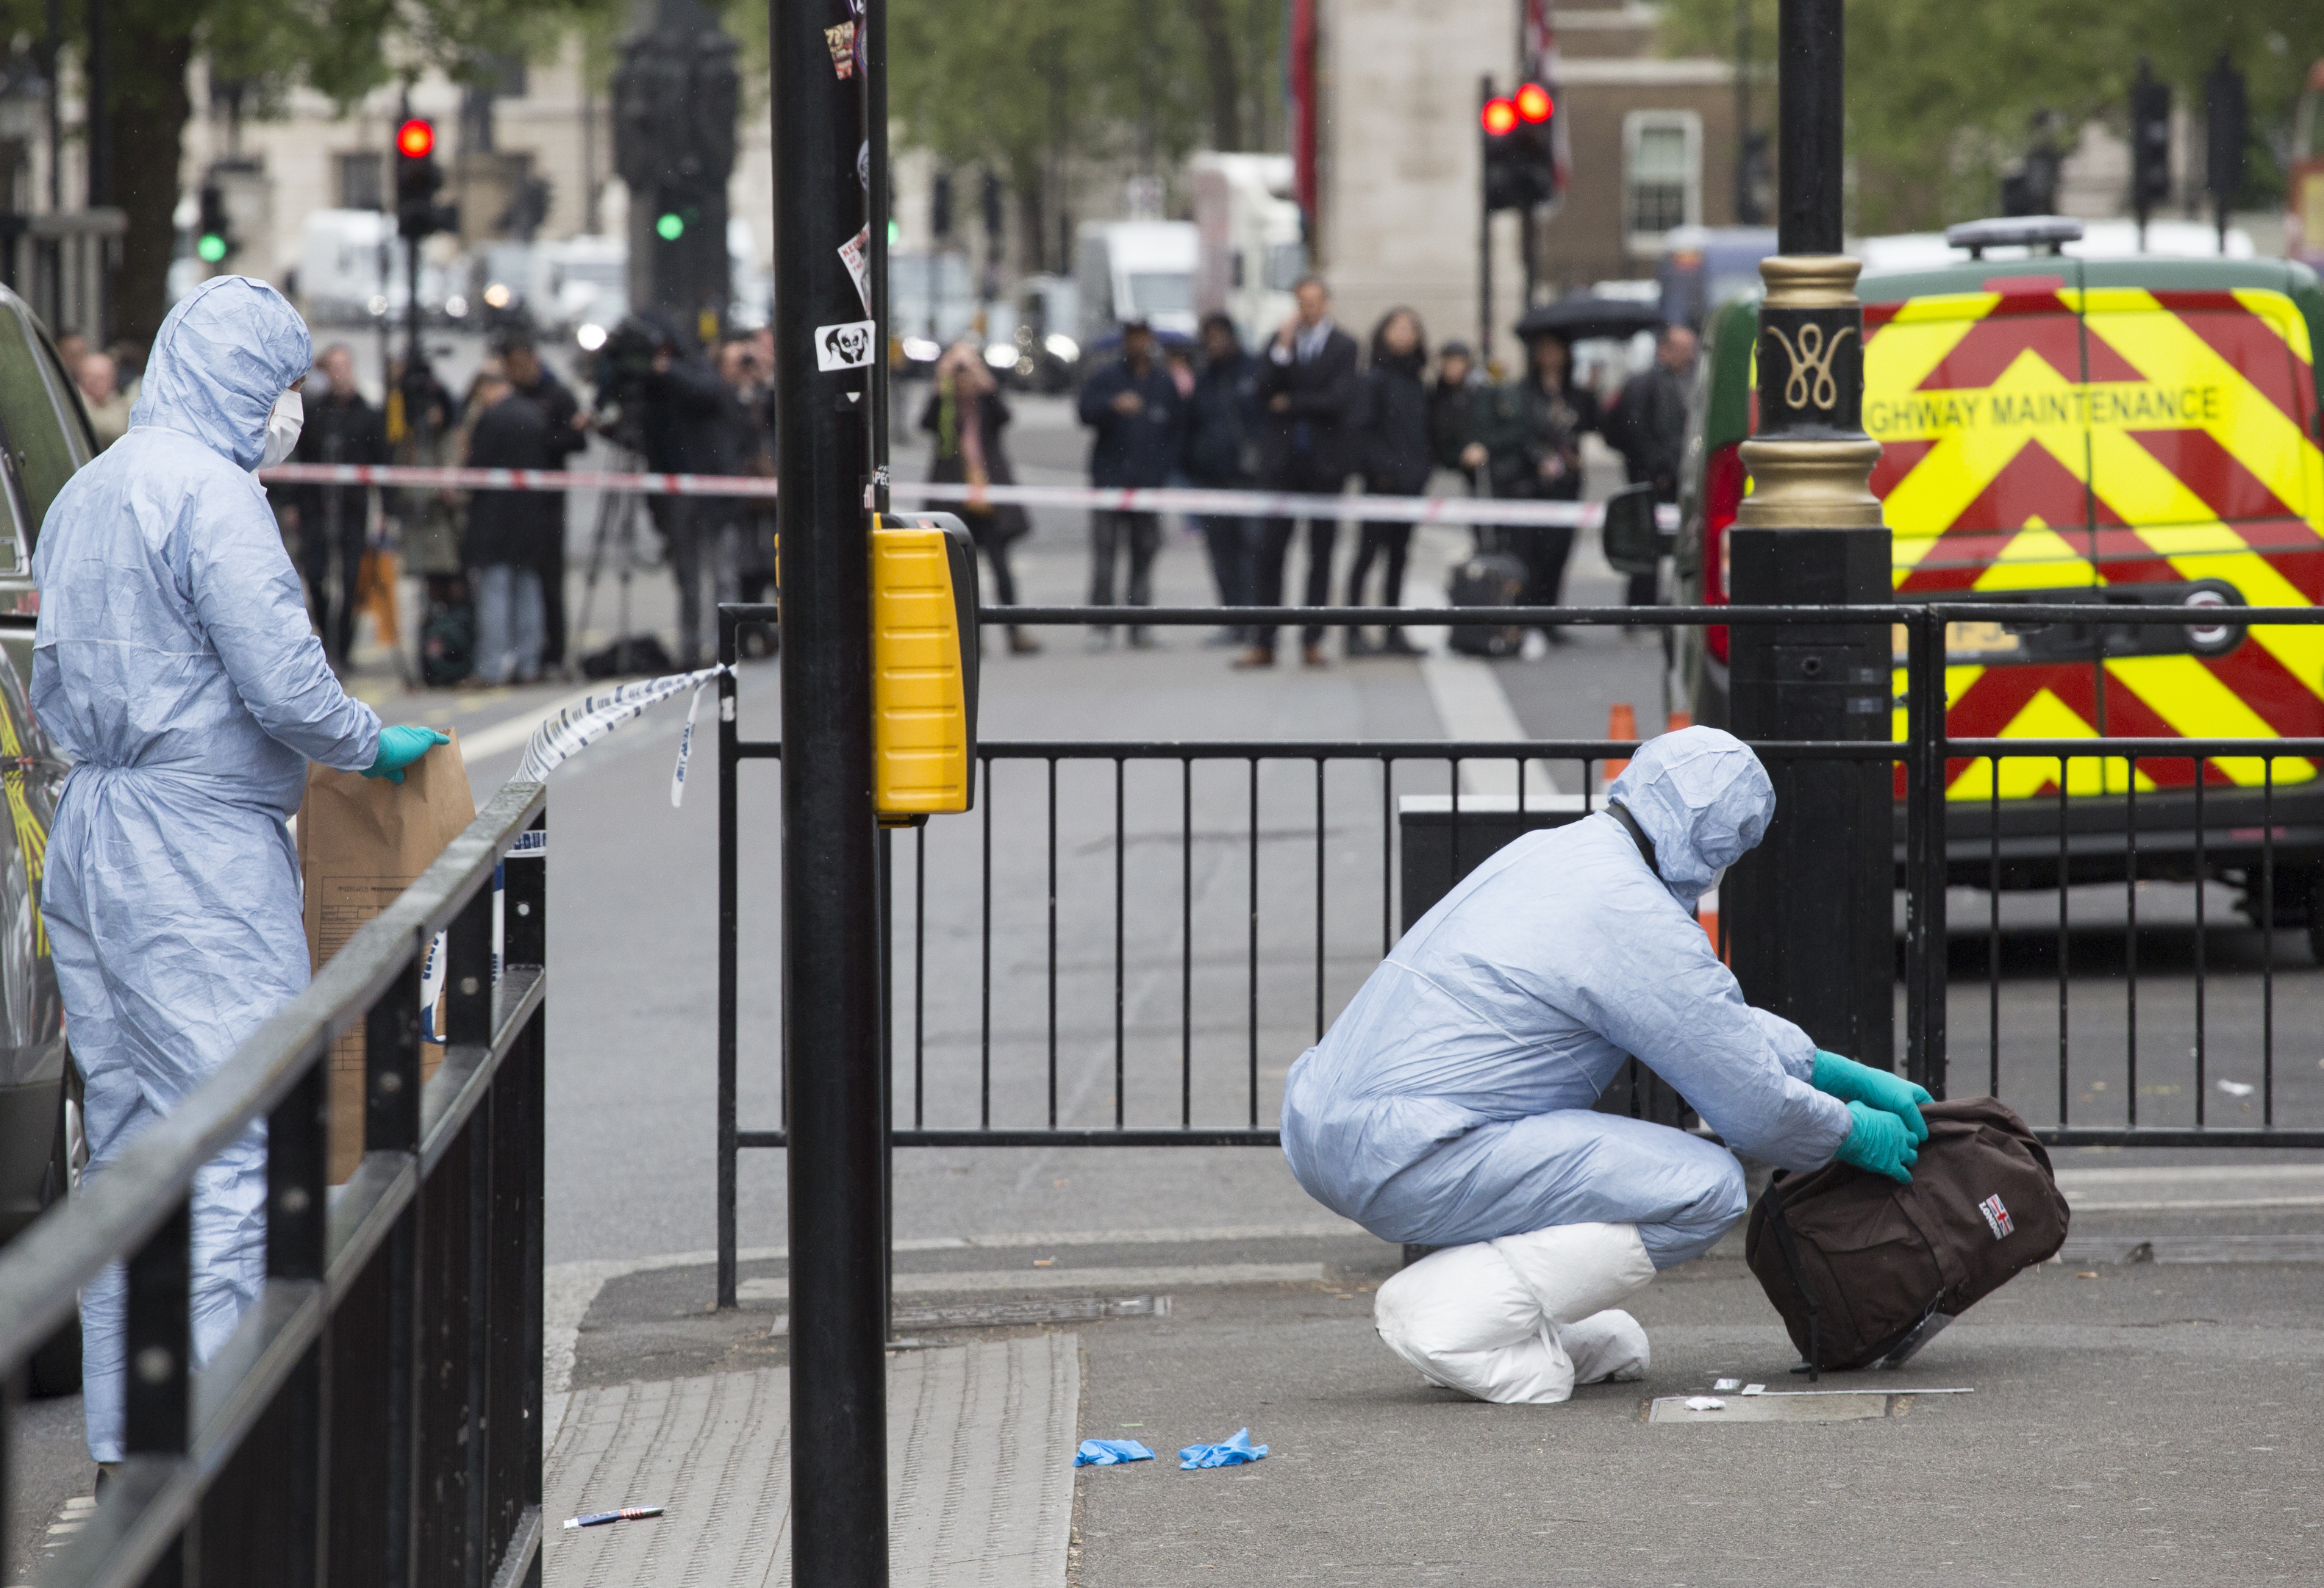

{"left": 296, "top": 734, "right": 473, "bottom": 1183}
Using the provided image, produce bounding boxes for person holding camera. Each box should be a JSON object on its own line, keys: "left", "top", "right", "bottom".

{"left": 634, "top": 312, "right": 740, "bottom": 669}
{"left": 498, "top": 335, "right": 587, "bottom": 672}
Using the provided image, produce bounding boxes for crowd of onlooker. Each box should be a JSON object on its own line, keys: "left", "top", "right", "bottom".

{"left": 932, "top": 271, "right": 1698, "bottom": 668}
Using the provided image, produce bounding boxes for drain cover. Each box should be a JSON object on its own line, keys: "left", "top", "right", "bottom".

{"left": 1645, "top": 1392, "right": 1920, "bottom": 1423}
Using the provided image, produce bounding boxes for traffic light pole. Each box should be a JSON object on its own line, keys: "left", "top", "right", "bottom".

{"left": 1476, "top": 74, "right": 1494, "bottom": 372}
{"left": 1722, "top": 0, "right": 1900, "bottom": 1075}
{"left": 772, "top": 0, "right": 888, "bottom": 1582}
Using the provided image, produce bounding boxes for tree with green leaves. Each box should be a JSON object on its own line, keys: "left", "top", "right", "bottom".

{"left": 1659, "top": 0, "right": 2324, "bottom": 235}
{"left": 887, "top": 0, "right": 1280, "bottom": 268}
{"left": 32, "top": 0, "right": 615, "bottom": 340}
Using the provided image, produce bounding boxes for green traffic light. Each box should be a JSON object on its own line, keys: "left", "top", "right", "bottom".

{"left": 887, "top": 218, "right": 901, "bottom": 244}
{"left": 656, "top": 212, "right": 685, "bottom": 241}
{"left": 197, "top": 233, "right": 228, "bottom": 263}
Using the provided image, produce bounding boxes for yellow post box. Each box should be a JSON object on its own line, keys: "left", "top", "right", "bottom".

{"left": 870, "top": 512, "right": 979, "bottom": 821}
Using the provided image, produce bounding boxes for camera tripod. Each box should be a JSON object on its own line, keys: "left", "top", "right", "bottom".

{"left": 573, "top": 441, "right": 669, "bottom": 674}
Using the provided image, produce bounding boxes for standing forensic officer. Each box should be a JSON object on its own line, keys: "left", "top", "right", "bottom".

{"left": 32, "top": 277, "right": 447, "bottom": 1473}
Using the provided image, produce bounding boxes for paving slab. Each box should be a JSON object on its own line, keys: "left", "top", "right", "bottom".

{"left": 546, "top": 1335, "right": 1076, "bottom": 1587}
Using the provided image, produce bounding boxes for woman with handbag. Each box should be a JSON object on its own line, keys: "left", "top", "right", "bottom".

{"left": 923, "top": 340, "right": 1040, "bottom": 654}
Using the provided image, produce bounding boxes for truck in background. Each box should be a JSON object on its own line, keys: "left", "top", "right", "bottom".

{"left": 1190, "top": 153, "right": 1306, "bottom": 349}
{"left": 1075, "top": 220, "right": 1201, "bottom": 349}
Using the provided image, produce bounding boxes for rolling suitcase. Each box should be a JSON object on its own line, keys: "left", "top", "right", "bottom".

{"left": 1446, "top": 549, "right": 1527, "bottom": 658}
{"left": 1745, "top": 1096, "right": 2070, "bottom": 1375}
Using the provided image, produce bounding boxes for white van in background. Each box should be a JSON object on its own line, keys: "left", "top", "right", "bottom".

{"left": 1075, "top": 220, "right": 1200, "bottom": 346}
{"left": 1189, "top": 153, "right": 1305, "bottom": 350}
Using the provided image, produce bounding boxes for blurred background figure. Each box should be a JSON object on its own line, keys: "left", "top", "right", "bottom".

{"left": 75, "top": 353, "right": 131, "bottom": 450}
{"left": 1183, "top": 312, "right": 1260, "bottom": 647}
{"left": 923, "top": 340, "right": 1038, "bottom": 654}
{"left": 499, "top": 334, "right": 587, "bottom": 675}
{"left": 1345, "top": 307, "right": 1431, "bottom": 658}
{"left": 1430, "top": 341, "right": 1484, "bottom": 490}
{"left": 285, "top": 343, "right": 390, "bottom": 669}
{"left": 461, "top": 365, "right": 554, "bottom": 686}
{"left": 1076, "top": 316, "right": 1184, "bottom": 648}
{"left": 1470, "top": 329, "right": 1598, "bottom": 644}
{"left": 637, "top": 310, "right": 737, "bottom": 668}
{"left": 1603, "top": 323, "right": 1698, "bottom": 608}
{"left": 1243, "top": 275, "right": 1358, "bottom": 670}
{"left": 723, "top": 335, "right": 779, "bottom": 651}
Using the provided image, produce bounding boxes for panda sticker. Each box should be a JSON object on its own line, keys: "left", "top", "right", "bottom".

{"left": 816, "top": 318, "right": 876, "bottom": 371}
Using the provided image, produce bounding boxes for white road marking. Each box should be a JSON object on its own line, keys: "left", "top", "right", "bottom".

{"left": 1418, "top": 651, "right": 1559, "bottom": 797}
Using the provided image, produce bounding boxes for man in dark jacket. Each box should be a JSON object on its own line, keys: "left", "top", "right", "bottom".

{"left": 1183, "top": 312, "right": 1261, "bottom": 643}
{"left": 285, "top": 343, "right": 391, "bottom": 667}
{"left": 1243, "top": 275, "right": 1359, "bottom": 668}
{"left": 637, "top": 311, "right": 741, "bottom": 667}
{"left": 500, "top": 335, "right": 587, "bottom": 670}
{"left": 463, "top": 371, "right": 558, "bottom": 684}
{"left": 1604, "top": 324, "right": 1696, "bottom": 605}
{"left": 1076, "top": 318, "right": 1185, "bottom": 644}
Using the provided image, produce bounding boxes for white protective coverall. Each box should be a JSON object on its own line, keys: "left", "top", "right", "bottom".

{"left": 33, "top": 276, "right": 383, "bottom": 1460}
{"left": 1279, "top": 727, "right": 1853, "bottom": 1402}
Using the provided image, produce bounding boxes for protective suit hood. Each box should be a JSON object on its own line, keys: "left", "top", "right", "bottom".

{"left": 128, "top": 275, "right": 313, "bottom": 470}
{"left": 1604, "top": 726, "right": 1773, "bottom": 908}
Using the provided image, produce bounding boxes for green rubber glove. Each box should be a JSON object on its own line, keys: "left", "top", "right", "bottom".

{"left": 1833, "top": 1101, "right": 1917, "bottom": 1184}
{"left": 362, "top": 725, "right": 451, "bottom": 785}
{"left": 1811, "top": 1050, "right": 1932, "bottom": 1144}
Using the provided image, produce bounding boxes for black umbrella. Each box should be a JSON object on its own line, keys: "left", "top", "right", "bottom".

{"left": 1514, "top": 296, "right": 1665, "bottom": 343}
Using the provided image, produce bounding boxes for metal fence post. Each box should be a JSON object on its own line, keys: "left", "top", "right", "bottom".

{"left": 772, "top": 0, "right": 890, "bottom": 1576}
{"left": 718, "top": 609, "right": 740, "bottom": 1310}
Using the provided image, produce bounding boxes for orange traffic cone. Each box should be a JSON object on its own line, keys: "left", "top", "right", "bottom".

{"left": 1603, "top": 702, "right": 1638, "bottom": 785}
{"left": 1666, "top": 709, "right": 1692, "bottom": 732}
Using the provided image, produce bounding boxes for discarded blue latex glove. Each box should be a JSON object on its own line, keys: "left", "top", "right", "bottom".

{"left": 362, "top": 725, "right": 451, "bottom": 784}
{"left": 1811, "top": 1051, "right": 1933, "bottom": 1143}
{"left": 1834, "top": 1101, "right": 1917, "bottom": 1184}
{"left": 1179, "top": 1428, "right": 1268, "bottom": 1470}
{"left": 1075, "top": 1439, "right": 1154, "bottom": 1467}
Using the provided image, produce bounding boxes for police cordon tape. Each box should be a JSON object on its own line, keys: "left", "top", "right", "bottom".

{"left": 257, "top": 462, "right": 1679, "bottom": 532}
{"left": 512, "top": 662, "right": 731, "bottom": 807}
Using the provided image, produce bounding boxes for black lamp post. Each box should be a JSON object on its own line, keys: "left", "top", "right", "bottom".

{"left": 1722, "top": 0, "right": 1896, "bottom": 1070}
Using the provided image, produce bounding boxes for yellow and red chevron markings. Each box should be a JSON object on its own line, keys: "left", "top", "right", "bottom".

{"left": 1857, "top": 282, "right": 2324, "bottom": 799}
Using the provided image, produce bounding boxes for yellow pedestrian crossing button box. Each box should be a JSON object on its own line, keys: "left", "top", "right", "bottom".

{"left": 871, "top": 512, "right": 979, "bottom": 821}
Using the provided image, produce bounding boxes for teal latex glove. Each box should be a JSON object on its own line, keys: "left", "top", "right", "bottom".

{"left": 1811, "top": 1050, "right": 1932, "bottom": 1144}
{"left": 1834, "top": 1101, "right": 1917, "bottom": 1184}
{"left": 362, "top": 725, "right": 451, "bottom": 785}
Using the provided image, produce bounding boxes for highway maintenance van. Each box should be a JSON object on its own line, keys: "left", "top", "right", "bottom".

{"left": 1675, "top": 222, "right": 2324, "bottom": 940}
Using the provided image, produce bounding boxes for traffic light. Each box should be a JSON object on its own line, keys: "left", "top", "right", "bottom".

{"left": 196, "top": 182, "right": 233, "bottom": 265}
{"left": 930, "top": 171, "right": 953, "bottom": 240}
{"left": 395, "top": 117, "right": 457, "bottom": 241}
{"left": 2130, "top": 60, "right": 2172, "bottom": 215}
{"left": 1481, "top": 82, "right": 1556, "bottom": 212}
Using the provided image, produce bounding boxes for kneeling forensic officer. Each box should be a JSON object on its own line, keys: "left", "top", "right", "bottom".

{"left": 1279, "top": 727, "right": 1929, "bottom": 1403}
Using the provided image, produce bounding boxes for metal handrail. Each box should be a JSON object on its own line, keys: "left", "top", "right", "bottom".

{"left": 0, "top": 779, "right": 547, "bottom": 1588}
{"left": 0, "top": 780, "right": 544, "bottom": 1373}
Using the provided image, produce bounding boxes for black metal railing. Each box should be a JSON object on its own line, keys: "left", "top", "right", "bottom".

{"left": 0, "top": 782, "right": 548, "bottom": 1588}
{"left": 713, "top": 601, "right": 2324, "bottom": 1303}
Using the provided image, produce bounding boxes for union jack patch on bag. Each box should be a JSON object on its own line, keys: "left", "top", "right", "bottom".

{"left": 1978, "top": 1194, "right": 2014, "bottom": 1240}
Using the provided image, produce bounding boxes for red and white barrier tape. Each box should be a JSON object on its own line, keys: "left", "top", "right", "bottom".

{"left": 257, "top": 462, "right": 1678, "bottom": 532}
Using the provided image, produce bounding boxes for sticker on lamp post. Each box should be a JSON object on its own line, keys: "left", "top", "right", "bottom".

{"left": 816, "top": 320, "right": 876, "bottom": 371}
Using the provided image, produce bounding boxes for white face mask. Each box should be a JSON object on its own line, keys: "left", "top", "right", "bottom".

{"left": 259, "top": 388, "right": 304, "bottom": 469}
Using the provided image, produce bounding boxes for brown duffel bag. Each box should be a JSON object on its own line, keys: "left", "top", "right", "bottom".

{"left": 1744, "top": 1096, "right": 2070, "bottom": 1375}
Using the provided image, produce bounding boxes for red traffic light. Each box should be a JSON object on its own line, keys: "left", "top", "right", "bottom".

{"left": 1515, "top": 82, "right": 1553, "bottom": 123}
{"left": 1481, "top": 97, "right": 1518, "bottom": 137}
{"left": 396, "top": 118, "right": 435, "bottom": 160}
